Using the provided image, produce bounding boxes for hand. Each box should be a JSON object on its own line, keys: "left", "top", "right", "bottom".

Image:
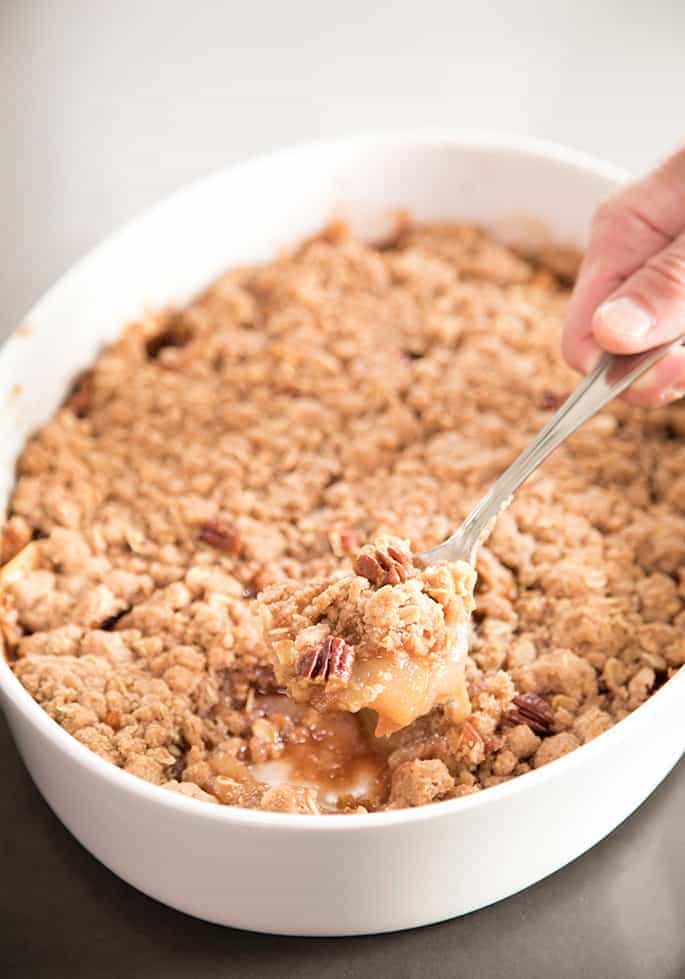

{"left": 562, "top": 146, "right": 685, "bottom": 406}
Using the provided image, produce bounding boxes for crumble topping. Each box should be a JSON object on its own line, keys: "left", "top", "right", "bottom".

{"left": 2, "top": 220, "right": 683, "bottom": 814}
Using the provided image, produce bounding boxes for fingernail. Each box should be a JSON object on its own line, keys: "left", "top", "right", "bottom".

{"left": 660, "top": 386, "right": 685, "bottom": 404}
{"left": 594, "top": 297, "right": 653, "bottom": 339}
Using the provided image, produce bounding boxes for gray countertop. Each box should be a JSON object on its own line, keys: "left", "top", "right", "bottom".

{"left": 2, "top": 2, "right": 685, "bottom": 975}
{"left": 2, "top": 709, "right": 684, "bottom": 978}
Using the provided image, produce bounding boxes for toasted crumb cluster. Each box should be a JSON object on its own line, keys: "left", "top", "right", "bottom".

{"left": 2, "top": 221, "right": 683, "bottom": 814}
{"left": 260, "top": 535, "right": 475, "bottom": 736}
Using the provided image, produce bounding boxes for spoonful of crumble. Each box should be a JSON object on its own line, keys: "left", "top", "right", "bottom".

{"left": 259, "top": 536, "right": 475, "bottom": 736}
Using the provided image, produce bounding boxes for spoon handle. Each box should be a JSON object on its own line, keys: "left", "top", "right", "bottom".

{"left": 420, "top": 335, "right": 685, "bottom": 565}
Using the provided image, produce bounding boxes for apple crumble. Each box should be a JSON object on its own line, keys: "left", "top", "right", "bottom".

{"left": 2, "top": 221, "right": 683, "bottom": 814}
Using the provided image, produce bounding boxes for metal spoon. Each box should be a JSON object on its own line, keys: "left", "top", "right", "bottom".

{"left": 418, "top": 336, "right": 685, "bottom": 567}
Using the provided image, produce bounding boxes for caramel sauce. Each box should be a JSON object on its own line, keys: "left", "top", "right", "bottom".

{"left": 251, "top": 696, "right": 389, "bottom": 811}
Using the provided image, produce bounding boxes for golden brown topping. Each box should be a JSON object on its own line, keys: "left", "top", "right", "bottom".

{"left": 260, "top": 784, "right": 321, "bottom": 815}
{"left": 104, "top": 709, "right": 122, "bottom": 730}
{"left": 7, "top": 221, "right": 678, "bottom": 815}
{"left": 328, "top": 528, "right": 360, "bottom": 557}
{"left": 0, "top": 592, "right": 21, "bottom": 655}
{"left": 297, "top": 636, "right": 355, "bottom": 685}
{"left": 353, "top": 542, "right": 413, "bottom": 586}
{"left": 301, "top": 218, "right": 350, "bottom": 248}
{"left": 339, "top": 530, "right": 359, "bottom": 554}
{"left": 536, "top": 245, "right": 583, "bottom": 285}
{"left": 198, "top": 518, "right": 241, "bottom": 555}
{"left": 389, "top": 758, "right": 454, "bottom": 807}
{"left": 506, "top": 692, "right": 554, "bottom": 735}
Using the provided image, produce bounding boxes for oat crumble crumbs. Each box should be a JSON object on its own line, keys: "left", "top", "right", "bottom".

{"left": 2, "top": 221, "right": 683, "bottom": 814}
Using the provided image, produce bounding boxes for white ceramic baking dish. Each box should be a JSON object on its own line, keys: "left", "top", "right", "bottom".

{"left": 2, "top": 130, "right": 684, "bottom": 936}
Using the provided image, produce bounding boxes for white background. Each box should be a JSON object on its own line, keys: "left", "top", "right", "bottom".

{"left": 2, "top": 0, "right": 684, "bottom": 330}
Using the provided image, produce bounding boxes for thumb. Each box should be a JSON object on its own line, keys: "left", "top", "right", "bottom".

{"left": 563, "top": 145, "right": 685, "bottom": 374}
{"left": 592, "top": 231, "right": 685, "bottom": 354}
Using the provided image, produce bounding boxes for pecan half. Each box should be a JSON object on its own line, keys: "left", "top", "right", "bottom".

{"left": 506, "top": 692, "right": 554, "bottom": 735}
{"left": 459, "top": 718, "right": 486, "bottom": 766}
{"left": 353, "top": 543, "right": 412, "bottom": 586}
{"left": 297, "top": 636, "right": 355, "bottom": 685}
{"left": 198, "top": 518, "right": 241, "bottom": 554}
{"left": 541, "top": 390, "right": 568, "bottom": 411}
{"left": 460, "top": 718, "right": 482, "bottom": 751}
